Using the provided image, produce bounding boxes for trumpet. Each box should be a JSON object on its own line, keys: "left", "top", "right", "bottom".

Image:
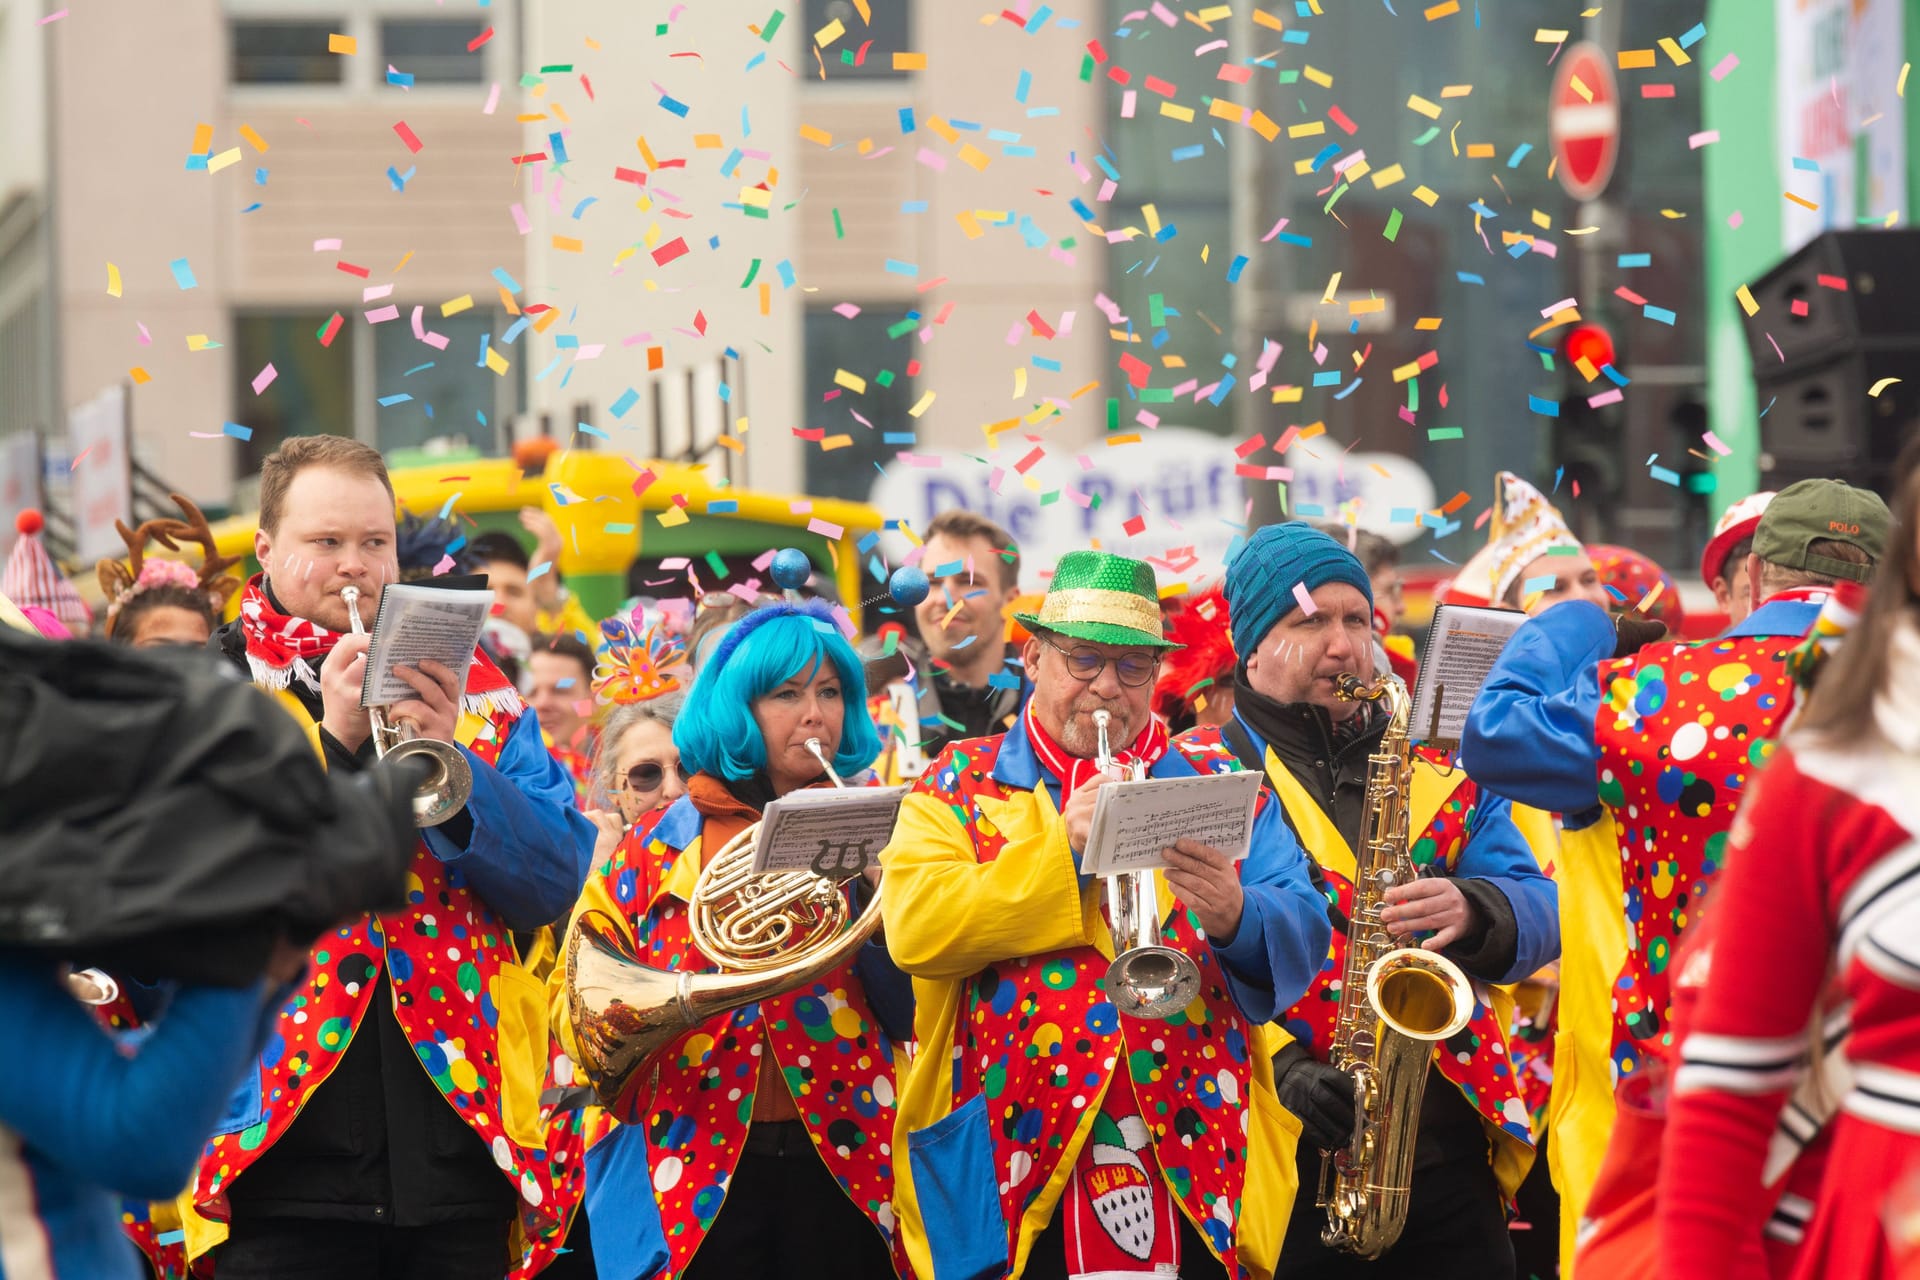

{"left": 1092, "top": 709, "right": 1203, "bottom": 1020}
{"left": 340, "top": 585, "right": 473, "bottom": 828}
{"left": 567, "top": 737, "right": 884, "bottom": 1106}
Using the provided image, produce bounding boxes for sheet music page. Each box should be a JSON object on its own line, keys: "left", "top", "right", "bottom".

{"left": 358, "top": 582, "right": 495, "bottom": 708}
{"left": 751, "top": 786, "right": 910, "bottom": 880}
{"left": 1077, "top": 770, "right": 1265, "bottom": 876}
{"left": 1409, "top": 604, "right": 1527, "bottom": 746}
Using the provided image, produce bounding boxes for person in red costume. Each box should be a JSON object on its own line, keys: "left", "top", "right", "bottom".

{"left": 1657, "top": 439, "right": 1920, "bottom": 1279}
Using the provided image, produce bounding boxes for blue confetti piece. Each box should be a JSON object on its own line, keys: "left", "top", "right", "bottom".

{"left": 1522, "top": 574, "right": 1557, "bottom": 595}
{"left": 577, "top": 424, "right": 609, "bottom": 440}
{"left": 884, "top": 258, "right": 919, "bottom": 276}
{"left": 1553, "top": 466, "right": 1565, "bottom": 493}
{"left": 1649, "top": 464, "right": 1682, "bottom": 486}
{"left": 571, "top": 196, "right": 598, "bottom": 219}
{"left": 1507, "top": 241, "right": 1530, "bottom": 259}
{"left": 1032, "top": 355, "right": 1063, "bottom": 372}
{"left": 1617, "top": 253, "right": 1651, "bottom": 268}
{"left": 706, "top": 499, "right": 739, "bottom": 514}
{"left": 402, "top": 361, "right": 435, "bottom": 376}
{"left": 240, "top": 202, "right": 263, "bottom": 213}
{"left": 776, "top": 259, "right": 796, "bottom": 288}
{"left": 1025, "top": 5, "right": 1053, "bottom": 32}
{"left": 502, "top": 315, "right": 532, "bottom": 343}
{"left": 1791, "top": 156, "right": 1820, "bottom": 172}
{"left": 555, "top": 334, "right": 579, "bottom": 349}
{"left": 721, "top": 148, "right": 744, "bottom": 177}
{"left": 1170, "top": 144, "right": 1206, "bottom": 162}
{"left": 1095, "top": 154, "right": 1121, "bottom": 181}
{"left": 387, "top": 68, "right": 414, "bottom": 88}
{"left": 1469, "top": 200, "right": 1498, "bottom": 218}
{"left": 1309, "top": 143, "right": 1341, "bottom": 171}
{"left": 1273, "top": 231, "right": 1313, "bottom": 247}
{"left": 1003, "top": 144, "right": 1037, "bottom": 158}
{"left": 1529, "top": 395, "right": 1560, "bottom": 416}
{"left": 1644, "top": 305, "right": 1677, "bottom": 325}
{"left": 1312, "top": 371, "right": 1343, "bottom": 387}
{"left": 742, "top": 105, "right": 751, "bottom": 137}
{"left": 1759, "top": 395, "right": 1777, "bottom": 418}
{"left": 658, "top": 94, "right": 690, "bottom": 118}
{"left": 857, "top": 531, "right": 881, "bottom": 554}
{"left": 222, "top": 422, "right": 253, "bottom": 441}
{"left": 1601, "top": 363, "right": 1630, "bottom": 386}
{"left": 1506, "top": 143, "right": 1532, "bottom": 168}
{"left": 901, "top": 199, "right": 928, "bottom": 213}
{"left": 529, "top": 561, "right": 552, "bottom": 581}
{"left": 492, "top": 267, "right": 522, "bottom": 293}
{"left": 1677, "top": 21, "right": 1707, "bottom": 48}
{"left": 1016, "top": 69, "right": 1032, "bottom": 103}
{"left": 155, "top": 1231, "right": 187, "bottom": 1247}
{"left": 1282, "top": 28, "right": 1310, "bottom": 44}
{"left": 899, "top": 107, "right": 916, "bottom": 133}
{"left": 1208, "top": 374, "right": 1237, "bottom": 405}
{"left": 254, "top": 167, "right": 269, "bottom": 185}
{"left": 1226, "top": 254, "right": 1249, "bottom": 282}
{"left": 609, "top": 387, "right": 640, "bottom": 419}
{"left": 987, "top": 671, "right": 1024, "bottom": 690}
{"left": 549, "top": 132, "right": 569, "bottom": 165}
{"left": 883, "top": 432, "right": 915, "bottom": 444}
{"left": 1070, "top": 196, "right": 1096, "bottom": 221}
{"left": 185, "top": 154, "right": 208, "bottom": 171}
{"left": 169, "top": 258, "right": 197, "bottom": 290}
{"left": 386, "top": 165, "right": 408, "bottom": 192}
{"left": 1333, "top": 378, "right": 1363, "bottom": 401}
{"left": 1457, "top": 271, "right": 1486, "bottom": 285}
{"left": 745, "top": 51, "right": 766, "bottom": 71}
{"left": 377, "top": 394, "right": 413, "bottom": 407}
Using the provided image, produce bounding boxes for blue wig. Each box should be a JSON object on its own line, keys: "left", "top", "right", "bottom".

{"left": 673, "top": 601, "right": 880, "bottom": 782}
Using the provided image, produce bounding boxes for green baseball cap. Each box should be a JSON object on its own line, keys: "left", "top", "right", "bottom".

{"left": 1013, "top": 549, "right": 1180, "bottom": 649}
{"left": 1750, "top": 478, "right": 1890, "bottom": 584}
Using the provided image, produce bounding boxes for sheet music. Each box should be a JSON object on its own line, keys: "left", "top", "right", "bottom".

{"left": 1409, "top": 604, "right": 1527, "bottom": 747}
{"left": 1078, "top": 770, "right": 1265, "bottom": 876}
{"left": 751, "top": 785, "right": 909, "bottom": 880}
{"left": 357, "top": 582, "right": 494, "bottom": 708}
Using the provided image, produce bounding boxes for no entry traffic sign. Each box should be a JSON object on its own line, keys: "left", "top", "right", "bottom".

{"left": 1549, "top": 42, "right": 1620, "bottom": 202}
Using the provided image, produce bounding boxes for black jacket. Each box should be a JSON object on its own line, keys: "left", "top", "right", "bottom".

{"left": 209, "top": 615, "right": 512, "bottom": 1226}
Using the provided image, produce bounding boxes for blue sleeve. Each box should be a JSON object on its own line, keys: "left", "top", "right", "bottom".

{"left": 1453, "top": 791, "right": 1561, "bottom": 983}
{"left": 423, "top": 707, "right": 596, "bottom": 930}
{"left": 0, "top": 956, "right": 282, "bottom": 1201}
{"left": 1460, "top": 600, "right": 1615, "bottom": 816}
{"left": 1213, "top": 799, "right": 1333, "bottom": 1024}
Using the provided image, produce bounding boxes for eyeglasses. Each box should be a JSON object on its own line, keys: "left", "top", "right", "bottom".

{"left": 614, "top": 760, "right": 684, "bottom": 793}
{"left": 1038, "top": 632, "right": 1161, "bottom": 687}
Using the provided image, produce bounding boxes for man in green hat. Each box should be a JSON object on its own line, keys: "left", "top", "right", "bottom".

{"left": 880, "top": 549, "right": 1331, "bottom": 1280}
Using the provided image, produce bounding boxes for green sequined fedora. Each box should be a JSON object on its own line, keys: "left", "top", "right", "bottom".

{"left": 1013, "top": 549, "right": 1180, "bottom": 649}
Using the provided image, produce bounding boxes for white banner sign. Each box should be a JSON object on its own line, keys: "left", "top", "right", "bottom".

{"left": 67, "top": 384, "right": 131, "bottom": 562}
{"left": 1776, "top": 0, "right": 1907, "bottom": 252}
{"left": 0, "top": 432, "right": 40, "bottom": 558}
{"left": 869, "top": 427, "right": 1434, "bottom": 590}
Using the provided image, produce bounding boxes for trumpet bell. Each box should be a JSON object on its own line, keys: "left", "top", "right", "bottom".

{"left": 385, "top": 737, "right": 473, "bottom": 828}
{"left": 1106, "top": 946, "right": 1203, "bottom": 1020}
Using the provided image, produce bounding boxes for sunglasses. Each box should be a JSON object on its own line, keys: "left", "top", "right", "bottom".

{"left": 1038, "top": 632, "right": 1161, "bottom": 687}
{"left": 614, "top": 760, "right": 684, "bottom": 794}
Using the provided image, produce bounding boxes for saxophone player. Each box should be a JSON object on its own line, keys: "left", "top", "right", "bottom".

{"left": 1215, "top": 524, "right": 1560, "bottom": 1280}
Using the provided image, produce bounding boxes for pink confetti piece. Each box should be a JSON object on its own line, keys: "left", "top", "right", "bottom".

{"left": 1766, "top": 332, "right": 1785, "bottom": 362}
{"left": 915, "top": 147, "right": 948, "bottom": 172}
{"left": 410, "top": 305, "right": 451, "bottom": 350}
{"left": 1588, "top": 388, "right": 1625, "bottom": 408}
{"left": 832, "top": 302, "right": 861, "bottom": 318}
{"left": 1194, "top": 38, "right": 1228, "bottom": 54}
{"left": 509, "top": 203, "right": 531, "bottom": 234}
{"left": 1528, "top": 239, "right": 1560, "bottom": 259}
{"left": 1096, "top": 177, "right": 1117, "bottom": 202}
{"left": 365, "top": 304, "right": 400, "bottom": 323}
{"left": 1703, "top": 431, "right": 1733, "bottom": 456}
{"left": 483, "top": 83, "right": 501, "bottom": 115}
{"left": 38, "top": 9, "right": 66, "bottom": 23}
{"left": 1709, "top": 53, "right": 1739, "bottom": 81}
{"left": 1688, "top": 130, "right": 1720, "bottom": 149}
{"left": 136, "top": 322, "right": 152, "bottom": 345}
{"left": 433, "top": 554, "right": 457, "bottom": 575}
{"left": 1121, "top": 89, "right": 1137, "bottom": 118}
{"left": 251, "top": 363, "right": 278, "bottom": 395}
{"left": 1292, "top": 582, "right": 1317, "bottom": 615}
{"left": 363, "top": 283, "right": 394, "bottom": 301}
{"left": 1728, "top": 210, "right": 1745, "bottom": 228}
{"left": 1540, "top": 296, "right": 1578, "bottom": 317}
{"left": 1261, "top": 216, "right": 1292, "bottom": 242}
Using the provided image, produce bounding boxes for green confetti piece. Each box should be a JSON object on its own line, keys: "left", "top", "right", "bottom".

{"left": 1278, "top": 70, "right": 1300, "bottom": 84}
{"left": 1428, "top": 427, "right": 1464, "bottom": 441}
{"left": 761, "top": 9, "right": 785, "bottom": 41}
{"left": 703, "top": 549, "right": 728, "bottom": 578}
{"left": 1079, "top": 52, "right": 1095, "bottom": 81}
{"left": 875, "top": 369, "right": 896, "bottom": 387}
{"left": 1107, "top": 398, "right": 1120, "bottom": 431}
{"left": 832, "top": 208, "right": 845, "bottom": 239}
{"left": 1383, "top": 208, "right": 1403, "bottom": 241}
{"left": 1412, "top": 126, "right": 1442, "bottom": 146}
{"left": 881, "top": 630, "right": 899, "bottom": 657}
{"left": 1040, "top": 490, "right": 1062, "bottom": 506}
{"left": 539, "top": 64, "right": 574, "bottom": 73}
{"left": 1148, "top": 292, "right": 1166, "bottom": 327}
{"left": 886, "top": 317, "right": 917, "bottom": 339}
{"left": 740, "top": 258, "right": 761, "bottom": 287}
{"left": 1406, "top": 376, "right": 1419, "bottom": 412}
{"left": 1323, "top": 182, "right": 1349, "bottom": 214}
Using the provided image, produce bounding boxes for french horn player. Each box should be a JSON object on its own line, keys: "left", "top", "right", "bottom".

{"left": 552, "top": 596, "right": 913, "bottom": 1280}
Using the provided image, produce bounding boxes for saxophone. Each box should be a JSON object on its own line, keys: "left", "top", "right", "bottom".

{"left": 1316, "top": 674, "right": 1476, "bottom": 1257}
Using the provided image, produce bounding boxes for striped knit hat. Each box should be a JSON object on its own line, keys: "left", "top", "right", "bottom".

{"left": 4, "top": 511, "right": 93, "bottom": 632}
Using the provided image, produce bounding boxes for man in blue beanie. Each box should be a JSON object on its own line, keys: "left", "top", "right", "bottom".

{"left": 1199, "top": 521, "right": 1559, "bottom": 1280}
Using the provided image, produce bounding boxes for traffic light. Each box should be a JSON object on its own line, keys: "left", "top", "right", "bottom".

{"left": 1563, "top": 323, "right": 1616, "bottom": 375}
{"left": 1551, "top": 320, "right": 1625, "bottom": 539}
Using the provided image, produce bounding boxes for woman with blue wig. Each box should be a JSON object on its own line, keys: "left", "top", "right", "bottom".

{"left": 554, "top": 600, "right": 911, "bottom": 1280}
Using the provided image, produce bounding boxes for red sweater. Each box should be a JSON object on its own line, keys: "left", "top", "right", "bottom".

{"left": 1657, "top": 736, "right": 1920, "bottom": 1276}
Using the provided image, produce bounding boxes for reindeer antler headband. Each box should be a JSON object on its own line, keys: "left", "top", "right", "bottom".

{"left": 96, "top": 493, "right": 245, "bottom": 634}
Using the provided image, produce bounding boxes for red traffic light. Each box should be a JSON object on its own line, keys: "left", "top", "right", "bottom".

{"left": 1564, "top": 323, "right": 1616, "bottom": 372}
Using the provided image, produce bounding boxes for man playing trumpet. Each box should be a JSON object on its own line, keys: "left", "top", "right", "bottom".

{"left": 882, "top": 550, "right": 1332, "bottom": 1280}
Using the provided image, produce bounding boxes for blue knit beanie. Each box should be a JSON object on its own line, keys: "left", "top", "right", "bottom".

{"left": 1224, "top": 523, "right": 1374, "bottom": 655}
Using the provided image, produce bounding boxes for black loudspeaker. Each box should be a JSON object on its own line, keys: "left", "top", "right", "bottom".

{"left": 1756, "top": 349, "right": 1920, "bottom": 493}
{"left": 1744, "top": 229, "right": 1920, "bottom": 373}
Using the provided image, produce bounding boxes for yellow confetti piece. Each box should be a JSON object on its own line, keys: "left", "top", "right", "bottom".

{"left": 207, "top": 147, "right": 243, "bottom": 173}
{"left": 187, "top": 334, "right": 217, "bottom": 351}
{"left": 1424, "top": 0, "right": 1459, "bottom": 18}
{"left": 693, "top": 133, "right": 722, "bottom": 149}
{"left": 1012, "top": 367, "right": 1027, "bottom": 398}
{"left": 1574, "top": 355, "right": 1599, "bottom": 381}
{"left": 1345, "top": 159, "right": 1372, "bottom": 181}
{"left": 441, "top": 295, "right": 474, "bottom": 317}
{"left": 129, "top": 366, "right": 150, "bottom": 384}
{"left": 1870, "top": 377, "right": 1903, "bottom": 397}
{"left": 1536, "top": 28, "right": 1570, "bottom": 43}
{"left": 106, "top": 263, "right": 121, "bottom": 297}
{"left": 657, "top": 506, "right": 689, "bottom": 529}
{"left": 908, "top": 390, "right": 936, "bottom": 418}
{"left": 238, "top": 125, "right": 269, "bottom": 153}
{"left": 1657, "top": 36, "right": 1691, "bottom": 66}
{"left": 1412, "top": 184, "right": 1439, "bottom": 206}
{"left": 485, "top": 347, "right": 509, "bottom": 375}
{"left": 1901, "top": 62, "right": 1912, "bottom": 96}
{"left": 1321, "top": 271, "right": 1343, "bottom": 304}
{"left": 925, "top": 115, "right": 960, "bottom": 144}
{"left": 1271, "top": 386, "right": 1303, "bottom": 403}
{"left": 716, "top": 435, "right": 745, "bottom": 455}
{"left": 1662, "top": 208, "right": 1688, "bottom": 219}
{"left": 1161, "top": 355, "right": 1188, "bottom": 369}
{"left": 1736, "top": 284, "right": 1759, "bottom": 317}
{"left": 1209, "top": 98, "right": 1246, "bottom": 123}
{"left": 1466, "top": 143, "right": 1496, "bottom": 159}
{"left": 328, "top": 33, "right": 356, "bottom": 54}
{"left": 1449, "top": 120, "right": 1461, "bottom": 156}
{"left": 1618, "top": 48, "right": 1657, "bottom": 69}
{"left": 1254, "top": 9, "right": 1286, "bottom": 31}
{"left": 799, "top": 123, "right": 833, "bottom": 146}
{"left": 1370, "top": 163, "right": 1405, "bottom": 188}
{"left": 1350, "top": 297, "right": 1385, "bottom": 316}
{"left": 821, "top": 434, "right": 853, "bottom": 451}
{"left": 1530, "top": 209, "right": 1552, "bottom": 228}
{"left": 1783, "top": 192, "right": 1819, "bottom": 211}
{"left": 1302, "top": 65, "right": 1333, "bottom": 88}
{"left": 1569, "top": 74, "right": 1594, "bottom": 103}
{"left": 813, "top": 17, "right": 845, "bottom": 46}
{"left": 1107, "top": 432, "right": 1144, "bottom": 446}
{"left": 1440, "top": 84, "right": 1473, "bottom": 98}
{"left": 1292, "top": 157, "right": 1318, "bottom": 176}
{"left": 1407, "top": 94, "right": 1442, "bottom": 119}
{"left": 1414, "top": 317, "right": 1443, "bottom": 330}
{"left": 834, "top": 368, "right": 869, "bottom": 394}
{"left": 893, "top": 52, "right": 927, "bottom": 71}
{"left": 1160, "top": 101, "right": 1195, "bottom": 122}
{"left": 957, "top": 143, "right": 991, "bottom": 171}
{"left": 1196, "top": 3, "right": 1233, "bottom": 19}
{"left": 1287, "top": 120, "right": 1325, "bottom": 137}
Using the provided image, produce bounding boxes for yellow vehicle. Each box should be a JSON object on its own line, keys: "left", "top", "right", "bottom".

{"left": 116, "top": 451, "right": 886, "bottom": 626}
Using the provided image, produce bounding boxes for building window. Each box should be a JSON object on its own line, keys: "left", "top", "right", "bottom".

{"left": 230, "top": 311, "right": 357, "bottom": 475}
{"left": 803, "top": 0, "right": 913, "bottom": 80}
{"left": 372, "top": 311, "right": 511, "bottom": 456}
{"left": 230, "top": 19, "right": 347, "bottom": 85}
{"left": 380, "top": 18, "right": 487, "bottom": 84}
{"left": 802, "top": 305, "right": 916, "bottom": 502}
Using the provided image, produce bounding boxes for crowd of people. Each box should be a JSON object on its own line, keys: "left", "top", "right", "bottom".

{"left": 1, "top": 428, "right": 1916, "bottom": 1280}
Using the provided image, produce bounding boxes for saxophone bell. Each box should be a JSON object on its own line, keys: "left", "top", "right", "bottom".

{"left": 1090, "top": 711, "right": 1204, "bottom": 1020}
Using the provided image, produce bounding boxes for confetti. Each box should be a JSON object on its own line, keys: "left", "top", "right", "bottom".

{"left": 251, "top": 363, "right": 277, "bottom": 395}
{"left": 169, "top": 258, "right": 198, "bottom": 290}
{"left": 106, "top": 263, "right": 122, "bottom": 297}
{"left": 328, "top": 33, "right": 356, "bottom": 55}
{"left": 1869, "top": 377, "right": 1903, "bottom": 397}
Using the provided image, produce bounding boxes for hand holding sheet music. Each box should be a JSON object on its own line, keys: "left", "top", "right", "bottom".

{"left": 356, "top": 581, "right": 495, "bottom": 708}
{"left": 1409, "top": 605, "right": 1527, "bottom": 748}
{"left": 1077, "top": 771, "right": 1265, "bottom": 877}
{"left": 751, "top": 786, "right": 910, "bottom": 881}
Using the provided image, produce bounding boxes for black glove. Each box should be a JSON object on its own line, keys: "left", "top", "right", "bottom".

{"left": 1612, "top": 614, "right": 1669, "bottom": 658}
{"left": 1274, "top": 1041, "right": 1357, "bottom": 1152}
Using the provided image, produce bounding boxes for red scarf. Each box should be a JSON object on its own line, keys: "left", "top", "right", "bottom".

{"left": 238, "top": 574, "right": 521, "bottom": 718}
{"left": 1021, "top": 698, "right": 1169, "bottom": 794}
